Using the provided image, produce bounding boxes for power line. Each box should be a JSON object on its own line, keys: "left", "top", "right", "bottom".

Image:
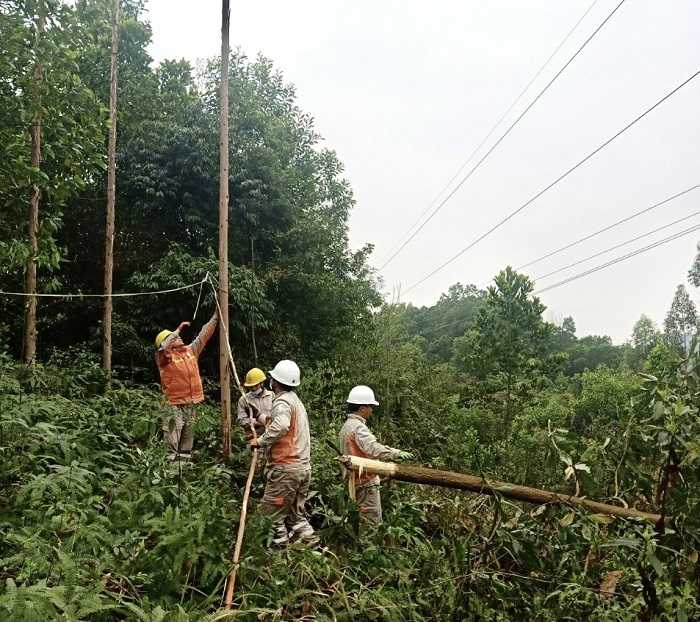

{"left": 378, "top": 0, "right": 627, "bottom": 272}
{"left": 402, "top": 68, "right": 700, "bottom": 296}
{"left": 532, "top": 222, "right": 700, "bottom": 295}
{"left": 478, "top": 184, "right": 700, "bottom": 287}
{"left": 377, "top": 0, "right": 600, "bottom": 265}
{"left": 533, "top": 209, "right": 700, "bottom": 282}
{"left": 412, "top": 215, "right": 700, "bottom": 337}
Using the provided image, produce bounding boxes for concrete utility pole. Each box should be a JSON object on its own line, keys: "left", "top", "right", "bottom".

{"left": 218, "top": 0, "right": 232, "bottom": 461}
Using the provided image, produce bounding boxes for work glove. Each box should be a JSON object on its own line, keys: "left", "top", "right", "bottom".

{"left": 397, "top": 451, "right": 414, "bottom": 461}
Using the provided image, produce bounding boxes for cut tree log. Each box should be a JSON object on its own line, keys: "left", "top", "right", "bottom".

{"left": 337, "top": 456, "right": 662, "bottom": 524}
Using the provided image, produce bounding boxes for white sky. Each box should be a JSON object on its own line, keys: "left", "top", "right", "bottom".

{"left": 145, "top": 0, "right": 700, "bottom": 344}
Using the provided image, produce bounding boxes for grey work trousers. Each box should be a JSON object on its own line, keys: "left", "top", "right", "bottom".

{"left": 260, "top": 467, "right": 317, "bottom": 546}
{"left": 162, "top": 404, "right": 196, "bottom": 462}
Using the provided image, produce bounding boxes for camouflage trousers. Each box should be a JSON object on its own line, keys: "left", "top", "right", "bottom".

{"left": 355, "top": 482, "right": 382, "bottom": 526}
{"left": 161, "top": 404, "right": 196, "bottom": 462}
{"left": 260, "top": 467, "right": 318, "bottom": 547}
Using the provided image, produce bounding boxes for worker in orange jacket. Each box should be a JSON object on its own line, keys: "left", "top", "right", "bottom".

{"left": 155, "top": 309, "right": 218, "bottom": 462}
{"left": 339, "top": 385, "right": 413, "bottom": 526}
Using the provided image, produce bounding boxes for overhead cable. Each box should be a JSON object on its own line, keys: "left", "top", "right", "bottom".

{"left": 533, "top": 209, "right": 700, "bottom": 282}
{"left": 402, "top": 67, "right": 700, "bottom": 296}
{"left": 378, "top": 0, "right": 626, "bottom": 272}
{"left": 532, "top": 222, "right": 700, "bottom": 295}
{"left": 413, "top": 214, "right": 700, "bottom": 336}
{"left": 377, "top": 0, "right": 601, "bottom": 265}
{"left": 478, "top": 183, "right": 700, "bottom": 287}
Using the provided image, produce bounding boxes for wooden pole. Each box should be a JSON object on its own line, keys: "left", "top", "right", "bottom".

{"left": 102, "top": 0, "right": 120, "bottom": 378}
{"left": 218, "top": 0, "right": 232, "bottom": 461}
{"left": 24, "top": 7, "right": 45, "bottom": 364}
{"left": 337, "top": 456, "right": 662, "bottom": 524}
{"left": 209, "top": 275, "right": 260, "bottom": 610}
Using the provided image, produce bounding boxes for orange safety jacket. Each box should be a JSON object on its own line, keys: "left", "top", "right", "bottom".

{"left": 257, "top": 391, "right": 311, "bottom": 471}
{"left": 157, "top": 316, "right": 217, "bottom": 406}
{"left": 339, "top": 414, "right": 400, "bottom": 486}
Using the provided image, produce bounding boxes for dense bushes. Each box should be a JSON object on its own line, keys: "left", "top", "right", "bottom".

{"left": 2, "top": 350, "right": 699, "bottom": 621}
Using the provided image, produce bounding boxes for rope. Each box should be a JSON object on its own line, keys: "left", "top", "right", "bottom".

{"left": 191, "top": 275, "right": 207, "bottom": 320}
{"left": 202, "top": 272, "right": 260, "bottom": 609}
{"left": 0, "top": 280, "right": 205, "bottom": 298}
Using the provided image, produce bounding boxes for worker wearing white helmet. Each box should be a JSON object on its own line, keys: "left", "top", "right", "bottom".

{"left": 249, "top": 360, "right": 318, "bottom": 548}
{"left": 339, "top": 385, "right": 414, "bottom": 526}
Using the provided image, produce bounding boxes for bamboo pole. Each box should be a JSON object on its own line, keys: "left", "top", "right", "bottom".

{"left": 337, "top": 456, "right": 662, "bottom": 524}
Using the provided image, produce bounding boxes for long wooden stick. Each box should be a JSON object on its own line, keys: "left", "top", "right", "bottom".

{"left": 208, "top": 275, "right": 261, "bottom": 609}
{"left": 337, "top": 456, "right": 662, "bottom": 524}
{"left": 223, "top": 446, "right": 257, "bottom": 608}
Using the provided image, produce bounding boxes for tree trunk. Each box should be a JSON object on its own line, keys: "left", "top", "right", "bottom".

{"left": 219, "top": 0, "right": 232, "bottom": 461}
{"left": 337, "top": 456, "right": 662, "bottom": 524}
{"left": 24, "top": 9, "right": 45, "bottom": 364}
{"left": 250, "top": 237, "right": 257, "bottom": 365}
{"left": 102, "top": 0, "right": 120, "bottom": 378}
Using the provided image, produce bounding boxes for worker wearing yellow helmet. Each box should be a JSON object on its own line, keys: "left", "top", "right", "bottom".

{"left": 237, "top": 367, "right": 273, "bottom": 441}
{"left": 155, "top": 309, "right": 218, "bottom": 463}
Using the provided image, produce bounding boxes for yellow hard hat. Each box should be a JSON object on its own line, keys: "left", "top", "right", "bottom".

{"left": 244, "top": 367, "right": 266, "bottom": 387}
{"left": 155, "top": 330, "right": 172, "bottom": 348}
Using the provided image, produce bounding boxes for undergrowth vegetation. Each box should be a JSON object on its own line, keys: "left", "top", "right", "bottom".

{"left": 1, "top": 346, "right": 699, "bottom": 621}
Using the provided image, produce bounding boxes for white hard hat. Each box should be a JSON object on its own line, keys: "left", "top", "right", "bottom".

{"left": 347, "top": 385, "right": 379, "bottom": 406}
{"left": 269, "top": 359, "right": 301, "bottom": 387}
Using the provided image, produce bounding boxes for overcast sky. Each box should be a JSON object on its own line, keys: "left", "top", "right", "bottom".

{"left": 145, "top": 0, "right": 700, "bottom": 344}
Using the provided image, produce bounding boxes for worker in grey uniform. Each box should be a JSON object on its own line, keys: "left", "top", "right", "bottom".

{"left": 237, "top": 367, "right": 273, "bottom": 439}
{"left": 339, "top": 385, "right": 413, "bottom": 526}
{"left": 249, "top": 360, "right": 318, "bottom": 547}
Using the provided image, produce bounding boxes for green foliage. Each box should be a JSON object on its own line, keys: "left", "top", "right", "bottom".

{"left": 662, "top": 284, "right": 697, "bottom": 354}
{"left": 564, "top": 334, "right": 624, "bottom": 375}
{"left": 1, "top": 3, "right": 699, "bottom": 619}
{"left": 453, "top": 267, "right": 564, "bottom": 428}
{"left": 0, "top": 0, "right": 106, "bottom": 274}
{"left": 399, "top": 283, "right": 486, "bottom": 361}
{"left": 626, "top": 314, "right": 662, "bottom": 371}
{"left": 2, "top": 327, "right": 700, "bottom": 620}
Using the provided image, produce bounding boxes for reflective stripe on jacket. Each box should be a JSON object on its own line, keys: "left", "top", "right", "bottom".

{"left": 237, "top": 388, "right": 273, "bottom": 430}
{"left": 339, "top": 414, "right": 400, "bottom": 486}
{"left": 157, "top": 316, "right": 217, "bottom": 406}
{"left": 257, "top": 391, "right": 311, "bottom": 471}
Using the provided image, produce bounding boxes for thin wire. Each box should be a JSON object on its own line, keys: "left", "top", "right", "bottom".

{"left": 532, "top": 223, "right": 700, "bottom": 295}
{"left": 377, "top": 0, "right": 600, "bottom": 265}
{"left": 506, "top": 184, "right": 700, "bottom": 282}
{"left": 532, "top": 209, "right": 700, "bottom": 283}
{"left": 414, "top": 217, "right": 700, "bottom": 337}
{"left": 402, "top": 68, "right": 700, "bottom": 296}
{"left": 378, "top": 0, "right": 627, "bottom": 272}
{"left": 0, "top": 279, "right": 205, "bottom": 298}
